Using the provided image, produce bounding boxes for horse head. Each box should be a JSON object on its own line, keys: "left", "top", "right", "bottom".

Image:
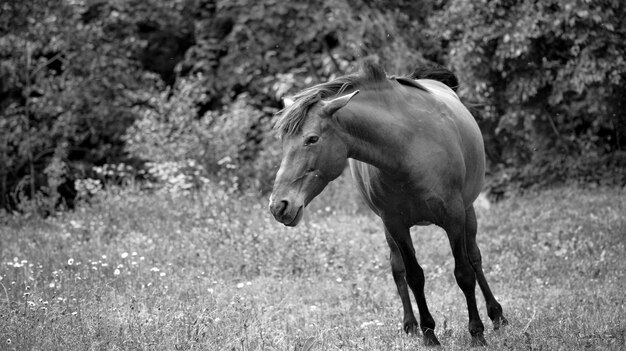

{"left": 269, "top": 91, "right": 359, "bottom": 226}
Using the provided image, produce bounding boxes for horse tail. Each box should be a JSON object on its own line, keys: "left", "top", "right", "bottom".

{"left": 409, "top": 64, "right": 459, "bottom": 92}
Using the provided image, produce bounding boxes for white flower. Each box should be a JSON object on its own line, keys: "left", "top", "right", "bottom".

{"left": 121, "top": 252, "right": 129, "bottom": 259}
{"left": 114, "top": 269, "right": 121, "bottom": 276}
{"left": 67, "top": 258, "right": 74, "bottom": 266}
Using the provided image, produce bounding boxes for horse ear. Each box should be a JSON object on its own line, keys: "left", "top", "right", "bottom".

{"left": 283, "top": 97, "right": 295, "bottom": 108}
{"left": 321, "top": 90, "right": 360, "bottom": 116}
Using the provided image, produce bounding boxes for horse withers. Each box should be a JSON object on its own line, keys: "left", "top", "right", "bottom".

{"left": 268, "top": 61, "right": 508, "bottom": 346}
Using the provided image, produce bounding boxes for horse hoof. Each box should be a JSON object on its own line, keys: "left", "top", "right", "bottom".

{"left": 470, "top": 333, "right": 487, "bottom": 347}
{"left": 493, "top": 315, "right": 509, "bottom": 330}
{"left": 423, "top": 330, "right": 441, "bottom": 346}
{"left": 403, "top": 321, "right": 419, "bottom": 335}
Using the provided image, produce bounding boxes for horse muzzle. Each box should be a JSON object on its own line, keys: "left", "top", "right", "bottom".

{"left": 269, "top": 197, "right": 304, "bottom": 227}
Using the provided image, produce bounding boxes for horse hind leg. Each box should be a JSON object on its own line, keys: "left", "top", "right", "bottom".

{"left": 384, "top": 231, "right": 418, "bottom": 335}
{"left": 442, "top": 200, "right": 486, "bottom": 346}
{"left": 383, "top": 220, "right": 440, "bottom": 346}
{"left": 465, "top": 205, "right": 509, "bottom": 330}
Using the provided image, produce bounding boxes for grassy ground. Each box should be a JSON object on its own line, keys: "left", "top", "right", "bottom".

{"left": 0, "top": 181, "right": 624, "bottom": 350}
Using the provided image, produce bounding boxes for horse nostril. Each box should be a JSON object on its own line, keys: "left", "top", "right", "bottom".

{"left": 278, "top": 200, "right": 289, "bottom": 216}
{"left": 270, "top": 199, "right": 289, "bottom": 218}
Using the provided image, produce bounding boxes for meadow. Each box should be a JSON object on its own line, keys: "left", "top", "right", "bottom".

{"left": 0, "top": 177, "right": 624, "bottom": 350}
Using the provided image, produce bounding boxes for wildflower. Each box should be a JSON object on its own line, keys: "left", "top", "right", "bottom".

{"left": 69, "top": 220, "right": 82, "bottom": 229}
{"left": 121, "top": 252, "right": 129, "bottom": 259}
{"left": 6, "top": 339, "right": 11, "bottom": 345}
{"left": 132, "top": 252, "right": 137, "bottom": 256}
{"left": 150, "top": 267, "right": 160, "bottom": 272}
{"left": 236, "top": 283, "right": 244, "bottom": 289}
{"left": 159, "top": 272, "right": 166, "bottom": 277}
{"left": 207, "top": 288, "right": 214, "bottom": 294}
{"left": 71, "top": 311, "right": 77, "bottom": 316}
{"left": 102, "top": 255, "right": 107, "bottom": 259}
{"left": 114, "top": 269, "right": 121, "bottom": 276}
{"left": 68, "top": 258, "right": 74, "bottom": 266}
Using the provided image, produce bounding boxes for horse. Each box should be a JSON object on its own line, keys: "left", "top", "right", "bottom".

{"left": 268, "top": 61, "right": 508, "bottom": 346}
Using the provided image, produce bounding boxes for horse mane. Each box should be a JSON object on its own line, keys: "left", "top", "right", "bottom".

{"left": 274, "top": 61, "right": 459, "bottom": 136}
{"left": 409, "top": 64, "right": 459, "bottom": 92}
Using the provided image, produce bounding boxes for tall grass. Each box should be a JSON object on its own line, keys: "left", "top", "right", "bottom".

{"left": 0, "top": 180, "right": 624, "bottom": 350}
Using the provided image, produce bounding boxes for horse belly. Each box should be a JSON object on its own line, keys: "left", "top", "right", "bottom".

{"left": 349, "top": 159, "right": 443, "bottom": 224}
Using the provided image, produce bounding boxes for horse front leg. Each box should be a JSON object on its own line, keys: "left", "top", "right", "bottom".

{"left": 383, "top": 218, "right": 440, "bottom": 346}
{"left": 384, "top": 230, "right": 418, "bottom": 335}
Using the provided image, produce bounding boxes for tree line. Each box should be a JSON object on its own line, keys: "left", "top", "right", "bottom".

{"left": 1, "top": 0, "right": 624, "bottom": 212}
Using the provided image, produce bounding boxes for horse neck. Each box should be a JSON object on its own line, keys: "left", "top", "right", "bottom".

{"left": 334, "top": 97, "right": 408, "bottom": 174}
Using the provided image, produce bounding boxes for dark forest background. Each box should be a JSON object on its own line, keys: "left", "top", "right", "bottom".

{"left": 1, "top": 0, "right": 625, "bottom": 213}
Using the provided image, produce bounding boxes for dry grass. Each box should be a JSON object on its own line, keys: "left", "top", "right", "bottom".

{"left": 0, "top": 181, "right": 624, "bottom": 350}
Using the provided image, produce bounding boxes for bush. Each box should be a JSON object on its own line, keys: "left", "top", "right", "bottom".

{"left": 433, "top": 0, "right": 626, "bottom": 190}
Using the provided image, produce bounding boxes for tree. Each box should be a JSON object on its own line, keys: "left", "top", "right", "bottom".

{"left": 432, "top": 0, "right": 626, "bottom": 190}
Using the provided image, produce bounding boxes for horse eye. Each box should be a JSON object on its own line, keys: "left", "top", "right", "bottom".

{"left": 305, "top": 135, "right": 319, "bottom": 145}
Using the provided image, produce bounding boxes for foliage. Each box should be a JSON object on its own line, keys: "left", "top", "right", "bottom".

{"left": 1, "top": 0, "right": 625, "bottom": 212}
{"left": 432, "top": 0, "right": 626, "bottom": 192}
{"left": 123, "top": 76, "right": 271, "bottom": 191}
{"left": 0, "top": 0, "right": 173, "bottom": 211}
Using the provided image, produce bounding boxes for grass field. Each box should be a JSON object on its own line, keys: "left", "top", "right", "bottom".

{"left": 0, "top": 180, "right": 624, "bottom": 350}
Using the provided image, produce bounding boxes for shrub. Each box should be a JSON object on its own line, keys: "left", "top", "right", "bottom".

{"left": 433, "top": 0, "right": 626, "bottom": 191}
